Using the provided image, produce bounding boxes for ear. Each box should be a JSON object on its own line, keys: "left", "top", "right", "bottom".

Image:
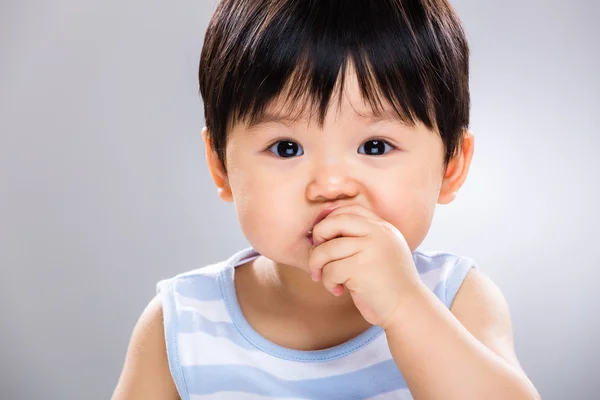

{"left": 437, "top": 130, "right": 474, "bottom": 205}
{"left": 202, "top": 127, "right": 233, "bottom": 202}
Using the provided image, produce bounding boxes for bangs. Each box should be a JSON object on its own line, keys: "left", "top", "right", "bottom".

{"left": 237, "top": 52, "right": 429, "bottom": 130}
{"left": 200, "top": 0, "right": 469, "bottom": 166}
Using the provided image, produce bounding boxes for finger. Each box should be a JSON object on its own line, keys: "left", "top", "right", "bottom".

{"left": 326, "top": 205, "right": 381, "bottom": 221}
{"left": 320, "top": 256, "right": 357, "bottom": 296}
{"left": 312, "top": 213, "right": 372, "bottom": 247}
{"left": 308, "top": 236, "right": 362, "bottom": 282}
{"left": 332, "top": 284, "right": 345, "bottom": 296}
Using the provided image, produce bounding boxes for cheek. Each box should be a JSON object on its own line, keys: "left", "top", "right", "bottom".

{"left": 375, "top": 173, "right": 441, "bottom": 251}
{"left": 223, "top": 139, "right": 310, "bottom": 266}
{"left": 228, "top": 168, "right": 305, "bottom": 249}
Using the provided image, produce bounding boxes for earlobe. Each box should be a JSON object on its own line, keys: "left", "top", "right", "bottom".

{"left": 438, "top": 130, "right": 474, "bottom": 205}
{"left": 202, "top": 127, "right": 233, "bottom": 203}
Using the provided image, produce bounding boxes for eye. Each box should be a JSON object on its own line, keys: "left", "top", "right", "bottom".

{"left": 358, "top": 139, "right": 396, "bottom": 156}
{"left": 268, "top": 140, "right": 304, "bottom": 158}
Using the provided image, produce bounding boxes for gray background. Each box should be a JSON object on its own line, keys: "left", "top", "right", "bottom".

{"left": 1, "top": 0, "right": 598, "bottom": 399}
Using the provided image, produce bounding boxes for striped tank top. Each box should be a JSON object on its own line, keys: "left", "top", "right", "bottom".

{"left": 157, "top": 247, "right": 475, "bottom": 400}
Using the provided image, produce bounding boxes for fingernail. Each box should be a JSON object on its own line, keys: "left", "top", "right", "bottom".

{"left": 310, "top": 272, "right": 318, "bottom": 281}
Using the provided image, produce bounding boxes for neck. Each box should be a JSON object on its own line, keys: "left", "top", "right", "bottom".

{"left": 254, "top": 255, "right": 360, "bottom": 314}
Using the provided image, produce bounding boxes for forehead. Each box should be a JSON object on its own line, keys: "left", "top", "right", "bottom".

{"left": 243, "top": 68, "right": 412, "bottom": 131}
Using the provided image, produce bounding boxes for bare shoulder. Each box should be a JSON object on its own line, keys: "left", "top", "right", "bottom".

{"left": 112, "top": 295, "right": 180, "bottom": 400}
{"left": 450, "top": 268, "right": 523, "bottom": 370}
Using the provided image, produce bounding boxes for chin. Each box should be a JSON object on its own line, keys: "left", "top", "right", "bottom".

{"left": 249, "top": 236, "right": 310, "bottom": 269}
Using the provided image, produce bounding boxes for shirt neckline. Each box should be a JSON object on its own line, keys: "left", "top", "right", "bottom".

{"left": 219, "top": 247, "right": 385, "bottom": 362}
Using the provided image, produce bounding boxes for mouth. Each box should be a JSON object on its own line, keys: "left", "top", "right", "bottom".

{"left": 306, "top": 207, "right": 338, "bottom": 245}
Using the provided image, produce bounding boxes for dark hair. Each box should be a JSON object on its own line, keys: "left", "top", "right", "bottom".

{"left": 199, "top": 0, "right": 470, "bottom": 171}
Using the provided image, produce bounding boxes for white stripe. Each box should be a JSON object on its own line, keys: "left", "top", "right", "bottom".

{"left": 175, "top": 292, "right": 233, "bottom": 323}
{"left": 178, "top": 330, "right": 393, "bottom": 380}
{"left": 191, "top": 393, "right": 309, "bottom": 400}
{"left": 366, "top": 388, "right": 413, "bottom": 399}
{"left": 189, "top": 388, "right": 413, "bottom": 399}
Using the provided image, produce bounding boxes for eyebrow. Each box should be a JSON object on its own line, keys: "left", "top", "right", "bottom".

{"left": 245, "top": 108, "right": 409, "bottom": 131}
{"left": 246, "top": 112, "right": 307, "bottom": 130}
{"left": 354, "top": 110, "right": 409, "bottom": 126}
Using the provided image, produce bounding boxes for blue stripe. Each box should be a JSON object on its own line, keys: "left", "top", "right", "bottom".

{"left": 177, "top": 309, "right": 256, "bottom": 350}
{"left": 184, "top": 359, "right": 407, "bottom": 398}
{"left": 413, "top": 251, "right": 447, "bottom": 274}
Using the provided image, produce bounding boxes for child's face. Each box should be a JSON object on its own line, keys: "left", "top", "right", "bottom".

{"left": 206, "top": 70, "right": 470, "bottom": 270}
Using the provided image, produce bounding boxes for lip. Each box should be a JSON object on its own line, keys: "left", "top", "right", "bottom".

{"left": 313, "top": 208, "right": 337, "bottom": 229}
{"left": 307, "top": 207, "right": 339, "bottom": 241}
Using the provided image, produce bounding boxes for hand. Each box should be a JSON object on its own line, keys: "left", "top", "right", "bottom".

{"left": 307, "top": 205, "right": 422, "bottom": 329}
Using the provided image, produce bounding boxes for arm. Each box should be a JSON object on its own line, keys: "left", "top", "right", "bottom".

{"left": 384, "top": 269, "right": 540, "bottom": 400}
{"left": 112, "top": 295, "right": 180, "bottom": 400}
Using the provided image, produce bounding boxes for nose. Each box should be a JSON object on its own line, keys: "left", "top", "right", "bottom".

{"left": 305, "top": 160, "right": 360, "bottom": 202}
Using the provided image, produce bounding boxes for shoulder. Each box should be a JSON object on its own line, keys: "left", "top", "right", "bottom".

{"left": 155, "top": 248, "right": 261, "bottom": 312}
{"left": 112, "top": 296, "right": 180, "bottom": 400}
{"left": 114, "top": 249, "right": 256, "bottom": 400}
{"left": 413, "top": 250, "right": 519, "bottom": 366}
{"left": 156, "top": 260, "right": 229, "bottom": 305}
{"left": 451, "top": 268, "right": 523, "bottom": 370}
{"left": 156, "top": 247, "right": 258, "bottom": 296}
{"left": 412, "top": 249, "right": 476, "bottom": 308}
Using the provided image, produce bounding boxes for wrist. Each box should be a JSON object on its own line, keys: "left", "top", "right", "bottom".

{"left": 381, "top": 280, "right": 429, "bottom": 334}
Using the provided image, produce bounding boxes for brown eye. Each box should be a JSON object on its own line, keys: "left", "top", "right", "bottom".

{"left": 358, "top": 139, "right": 395, "bottom": 155}
{"left": 268, "top": 141, "right": 304, "bottom": 158}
